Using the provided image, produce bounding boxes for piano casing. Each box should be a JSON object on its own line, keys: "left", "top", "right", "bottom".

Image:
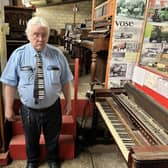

{"left": 93, "top": 83, "right": 168, "bottom": 168}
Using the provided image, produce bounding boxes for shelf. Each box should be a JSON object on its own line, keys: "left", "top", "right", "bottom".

{"left": 140, "top": 66, "right": 168, "bottom": 79}
{"left": 133, "top": 65, "right": 168, "bottom": 109}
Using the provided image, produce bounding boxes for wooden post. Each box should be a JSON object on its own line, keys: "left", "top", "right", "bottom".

{"left": 73, "top": 58, "right": 79, "bottom": 121}
{"left": 105, "top": 0, "right": 117, "bottom": 88}
{"left": 0, "top": 24, "right": 8, "bottom": 76}
{"left": 91, "top": 0, "right": 95, "bottom": 31}
{"left": 0, "top": 2, "right": 8, "bottom": 152}
{"left": 73, "top": 3, "right": 78, "bottom": 30}
{"left": 0, "top": 65, "right": 5, "bottom": 152}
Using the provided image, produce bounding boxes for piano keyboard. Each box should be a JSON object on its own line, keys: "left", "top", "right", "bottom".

{"left": 96, "top": 100, "right": 138, "bottom": 161}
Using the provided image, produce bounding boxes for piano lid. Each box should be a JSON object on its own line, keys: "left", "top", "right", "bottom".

{"left": 89, "top": 29, "right": 110, "bottom": 38}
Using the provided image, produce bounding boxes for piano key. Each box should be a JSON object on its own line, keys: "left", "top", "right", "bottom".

{"left": 119, "top": 135, "right": 131, "bottom": 139}
{"left": 107, "top": 116, "right": 118, "bottom": 119}
{"left": 95, "top": 101, "right": 137, "bottom": 161}
{"left": 115, "top": 128, "right": 126, "bottom": 132}
{"left": 106, "top": 113, "right": 117, "bottom": 117}
{"left": 118, "top": 132, "right": 130, "bottom": 136}
{"left": 112, "top": 123, "right": 124, "bottom": 127}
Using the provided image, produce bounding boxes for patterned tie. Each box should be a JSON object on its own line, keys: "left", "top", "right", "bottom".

{"left": 33, "top": 52, "right": 45, "bottom": 104}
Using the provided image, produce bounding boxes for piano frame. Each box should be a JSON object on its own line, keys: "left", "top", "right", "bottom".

{"left": 93, "top": 83, "right": 168, "bottom": 168}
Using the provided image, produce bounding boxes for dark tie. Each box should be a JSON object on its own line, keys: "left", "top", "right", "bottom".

{"left": 33, "top": 52, "right": 45, "bottom": 104}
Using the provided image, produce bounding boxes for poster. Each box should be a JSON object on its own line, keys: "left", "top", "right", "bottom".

{"left": 140, "top": 0, "right": 168, "bottom": 65}
{"left": 156, "top": 77, "right": 168, "bottom": 98}
{"left": 138, "top": 0, "right": 168, "bottom": 97}
{"left": 107, "top": 0, "right": 146, "bottom": 88}
{"left": 132, "top": 66, "right": 146, "bottom": 85}
{"left": 132, "top": 66, "right": 168, "bottom": 99}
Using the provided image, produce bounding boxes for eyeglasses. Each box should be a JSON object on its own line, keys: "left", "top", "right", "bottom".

{"left": 32, "top": 32, "right": 48, "bottom": 40}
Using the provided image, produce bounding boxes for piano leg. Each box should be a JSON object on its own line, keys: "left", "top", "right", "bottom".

{"left": 91, "top": 100, "right": 98, "bottom": 143}
{"left": 90, "top": 49, "right": 97, "bottom": 90}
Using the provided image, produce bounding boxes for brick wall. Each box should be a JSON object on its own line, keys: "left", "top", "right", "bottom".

{"left": 34, "top": 1, "right": 92, "bottom": 34}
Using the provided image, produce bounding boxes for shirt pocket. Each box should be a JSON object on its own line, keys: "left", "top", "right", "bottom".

{"left": 48, "top": 65, "right": 60, "bottom": 84}
{"left": 20, "top": 66, "right": 34, "bottom": 85}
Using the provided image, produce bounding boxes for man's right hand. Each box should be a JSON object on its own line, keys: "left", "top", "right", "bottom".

{"left": 5, "top": 108, "right": 16, "bottom": 122}
{"left": 4, "top": 85, "right": 17, "bottom": 122}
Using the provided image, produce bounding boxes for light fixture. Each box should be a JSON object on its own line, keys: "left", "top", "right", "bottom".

{"left": 73, "top": 3, "right": 78, "bottom": 13}
{"left": 22, "top": 0, "right": 32, "bottom": 7}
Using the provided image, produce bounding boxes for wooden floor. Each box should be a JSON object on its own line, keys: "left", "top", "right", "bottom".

{"left": 3, "top": 144, "right": 127, "bottom": 168}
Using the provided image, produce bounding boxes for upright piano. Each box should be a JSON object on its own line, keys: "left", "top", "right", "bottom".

{"left": 80, "top": 17, "right": 111, "bottom": 90}
{"left": 93, "top": 83, "right": 168, "bottom": 168}
{"left": 65, "top": 19, "right": 110, "bottom": 88}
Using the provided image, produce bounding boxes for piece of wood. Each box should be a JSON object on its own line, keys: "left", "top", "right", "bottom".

{"left": 0, "top": 65, "right": 5, "bottom": 152}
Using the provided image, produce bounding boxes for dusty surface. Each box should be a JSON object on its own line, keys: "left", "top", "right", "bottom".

{"left": 3, "top": 144, "right": 127, "bottom": 168}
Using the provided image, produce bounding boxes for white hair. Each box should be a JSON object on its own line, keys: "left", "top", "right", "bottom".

{"left": 25, "top": 16, "right": 50, "bottom": 36}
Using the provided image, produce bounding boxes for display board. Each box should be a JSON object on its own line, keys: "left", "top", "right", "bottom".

{"left": 106, "top": 0, "right": 147, "bottom": 88}
{"left": 132, "top": 65, "right": 168, "bottom": 109}
{"left": 105, "top": 0, "right": 168, "bottom": 108}
{"left": 140, "top": 0, "right": 168, "bottom": 66}
{"left": 132, "top": 0, "right": 168, "bottom": 109}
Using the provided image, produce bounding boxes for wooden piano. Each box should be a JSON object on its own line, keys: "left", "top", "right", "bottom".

{"left": 80, "top": 18, "right": 110, "bottom": 90}
{"left": 93, "top": 83, "right": 168, "bottom": 168}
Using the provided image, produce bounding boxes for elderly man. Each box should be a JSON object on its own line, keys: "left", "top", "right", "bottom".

{"left": 0, "top": 16, "right": 73, "bottom": 168}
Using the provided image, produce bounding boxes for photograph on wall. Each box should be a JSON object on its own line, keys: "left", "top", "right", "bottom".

{"left": 140, "top": 34, "right": 162, "bottom": 65}
{"left": 116, "top": 0, "right": 145, "bottom": 19}
{"left": 139, "top": 0, "right": 168, "bottom": 97}
{"left": 140, "top": 0, "right": 168, "bottom": 66}
{"left": 141, "top": 23, "right": 168, "bottom": 65}
{"left": 107, "top": 0, "right": 147, "bottom": 88}
{"left": 108, "top": 61, "right": 134, "bottom": 87}
{"left": 109, "top": 63, "right": 127, "bottom": 77}
{"left": 137, "top": 0, "right": 168, "bottom": 99}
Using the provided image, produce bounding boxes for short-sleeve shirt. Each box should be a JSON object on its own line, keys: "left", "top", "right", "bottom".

{"left": 0, "top": 43, "right": 73, "bottom": 109}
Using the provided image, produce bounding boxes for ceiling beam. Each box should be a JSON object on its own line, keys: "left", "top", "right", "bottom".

{"left": 31, "top": 0, "right": 90, "bottom": 7}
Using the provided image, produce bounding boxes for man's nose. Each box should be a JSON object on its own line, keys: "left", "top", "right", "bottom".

{"left": 38, "top": 36, "right": 43, "bottom": 40}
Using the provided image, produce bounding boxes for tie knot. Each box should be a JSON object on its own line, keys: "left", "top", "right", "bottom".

{"left": 36, "top": 52, "right": 41, "bottom": 57}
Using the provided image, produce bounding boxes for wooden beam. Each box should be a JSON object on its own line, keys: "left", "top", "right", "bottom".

{"left": 0, "top": 64, "right": 5, "bottom": 153}
{"left": 33, "top": 0, "right": 90, "bottom": 7}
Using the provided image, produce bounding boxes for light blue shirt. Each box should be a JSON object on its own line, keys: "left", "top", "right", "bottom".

{"left": 0, "top": 43, "right": 73, "bottom": 108}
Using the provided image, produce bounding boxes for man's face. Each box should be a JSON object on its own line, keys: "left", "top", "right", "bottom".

{"left": 27, "top": 25, "right": 49, "bottom": 51}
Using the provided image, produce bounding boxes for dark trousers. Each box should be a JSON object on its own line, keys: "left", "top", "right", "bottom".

{"left": 20, "top": 98, "right": 62, "bottom": 164}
